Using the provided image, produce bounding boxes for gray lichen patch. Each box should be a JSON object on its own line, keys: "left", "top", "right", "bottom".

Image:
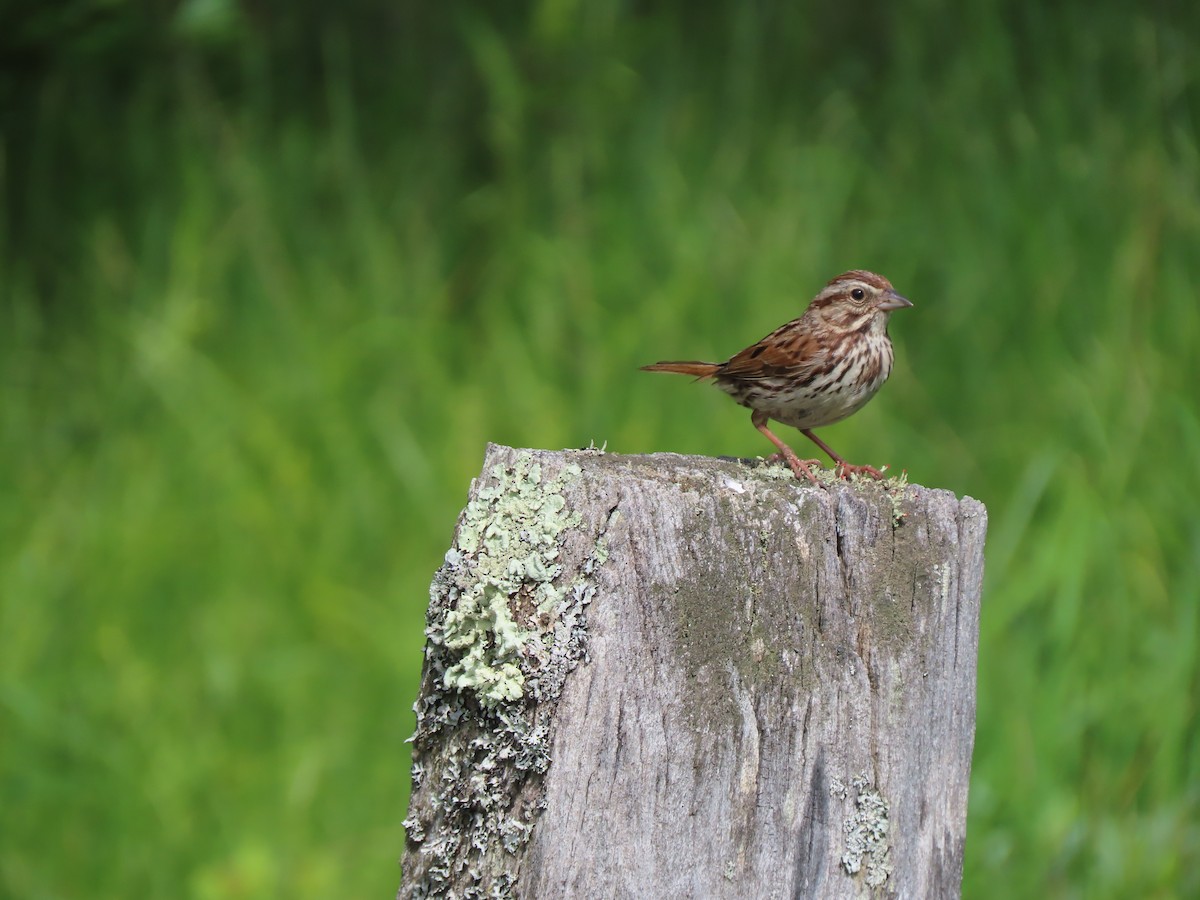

{"left": 838, "top": 774, "right": 893, "bottom": 889}
{"left": 403, "top": 452, "right": 613, "bottom": 899}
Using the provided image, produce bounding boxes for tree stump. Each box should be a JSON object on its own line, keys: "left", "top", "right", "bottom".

{"left": 400, "top": 444, "right": 987, "bottom": 900}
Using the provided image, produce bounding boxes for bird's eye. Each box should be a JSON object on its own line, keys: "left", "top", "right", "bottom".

{"left": 851, "top": 288, "right": 866, "bottom": 301}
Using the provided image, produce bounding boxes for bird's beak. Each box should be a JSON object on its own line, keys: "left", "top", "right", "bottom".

{"left": 878, "top": 291, "right": 913, "bottom": 312}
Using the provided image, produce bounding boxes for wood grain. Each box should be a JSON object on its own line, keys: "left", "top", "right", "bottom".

{"left": 400, "top": 444, "right": 987, "bottom": 900}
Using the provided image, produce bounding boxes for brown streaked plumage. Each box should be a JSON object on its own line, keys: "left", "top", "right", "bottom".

{"left": 641, "top": 270, "right": 913, "bottom": 484}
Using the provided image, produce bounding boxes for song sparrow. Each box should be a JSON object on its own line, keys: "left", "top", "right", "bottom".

{"left": 641, "top": 270, "right": 912, "bottom": 484}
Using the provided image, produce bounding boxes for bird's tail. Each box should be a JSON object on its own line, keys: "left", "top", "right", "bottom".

{"left": 640, "top": 360, "right": 721, "bottom": 379}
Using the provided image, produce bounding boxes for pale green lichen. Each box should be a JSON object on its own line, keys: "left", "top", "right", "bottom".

{"left": 440, "top": 584, "right": 528, "bottom": 704}
{"left": 429, "top": 455, "right": 583, "bottom": 707}
{"left": 840, "top": 774, "right": 893, "bottom": 888}
{"left": 404, "top": 451, "right": 616, "bottom": 899}
{"left": 882, "top": 469, "right": 910, "bottom": 526}
{"left": 593, "top": 532, "right": 610, "bottom": 565}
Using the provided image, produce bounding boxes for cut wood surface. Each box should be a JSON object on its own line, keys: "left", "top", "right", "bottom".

{"left": 400, "top": 444, "right": 987, "bottom": 900}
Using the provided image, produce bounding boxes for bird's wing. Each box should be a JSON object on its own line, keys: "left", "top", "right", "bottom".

{"left": 718, "top": 321, "right": 823, "bottom": 381}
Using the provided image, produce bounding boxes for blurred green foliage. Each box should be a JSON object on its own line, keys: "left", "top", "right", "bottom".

{"left": 2, "top": 1, "right": 1199, "bottom": 897}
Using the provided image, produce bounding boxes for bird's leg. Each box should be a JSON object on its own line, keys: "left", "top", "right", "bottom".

{"left": 753, "top": 411, "right": 819, "bottom": 484}
{"left": 800, "top": 429, "right": 887, "bottom": 480}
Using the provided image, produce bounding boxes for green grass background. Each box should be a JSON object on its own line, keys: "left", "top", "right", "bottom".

{"left": 2, "top": 1, "right": 1199, "bottom": 897}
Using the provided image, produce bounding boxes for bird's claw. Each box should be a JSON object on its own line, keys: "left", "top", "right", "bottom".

{"left": 766, "top": 452, "right": 824, "bottom": 468}
{"left": 764, "top": 452, "right": 825, "bottom": 484}
{"left": 835, "top": 462, "right": 888, "bottom": 481}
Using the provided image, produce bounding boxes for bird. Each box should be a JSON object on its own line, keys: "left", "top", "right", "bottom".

{"left": 641, "top": 270, "right": 912, "bottom": 484}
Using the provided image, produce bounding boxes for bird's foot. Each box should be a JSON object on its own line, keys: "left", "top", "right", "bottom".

{"left": 764, "top": 451, "right": 823, "bottom": 485}
{"left": 766, "top": 452, "right": 824, "bottom": 469}
{"left": 834, "top": 462, "right": 888, "bottom": 481}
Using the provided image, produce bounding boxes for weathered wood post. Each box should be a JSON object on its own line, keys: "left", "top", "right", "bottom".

{"left": 400, "top": 444, "right": 986, "bottom": 900}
